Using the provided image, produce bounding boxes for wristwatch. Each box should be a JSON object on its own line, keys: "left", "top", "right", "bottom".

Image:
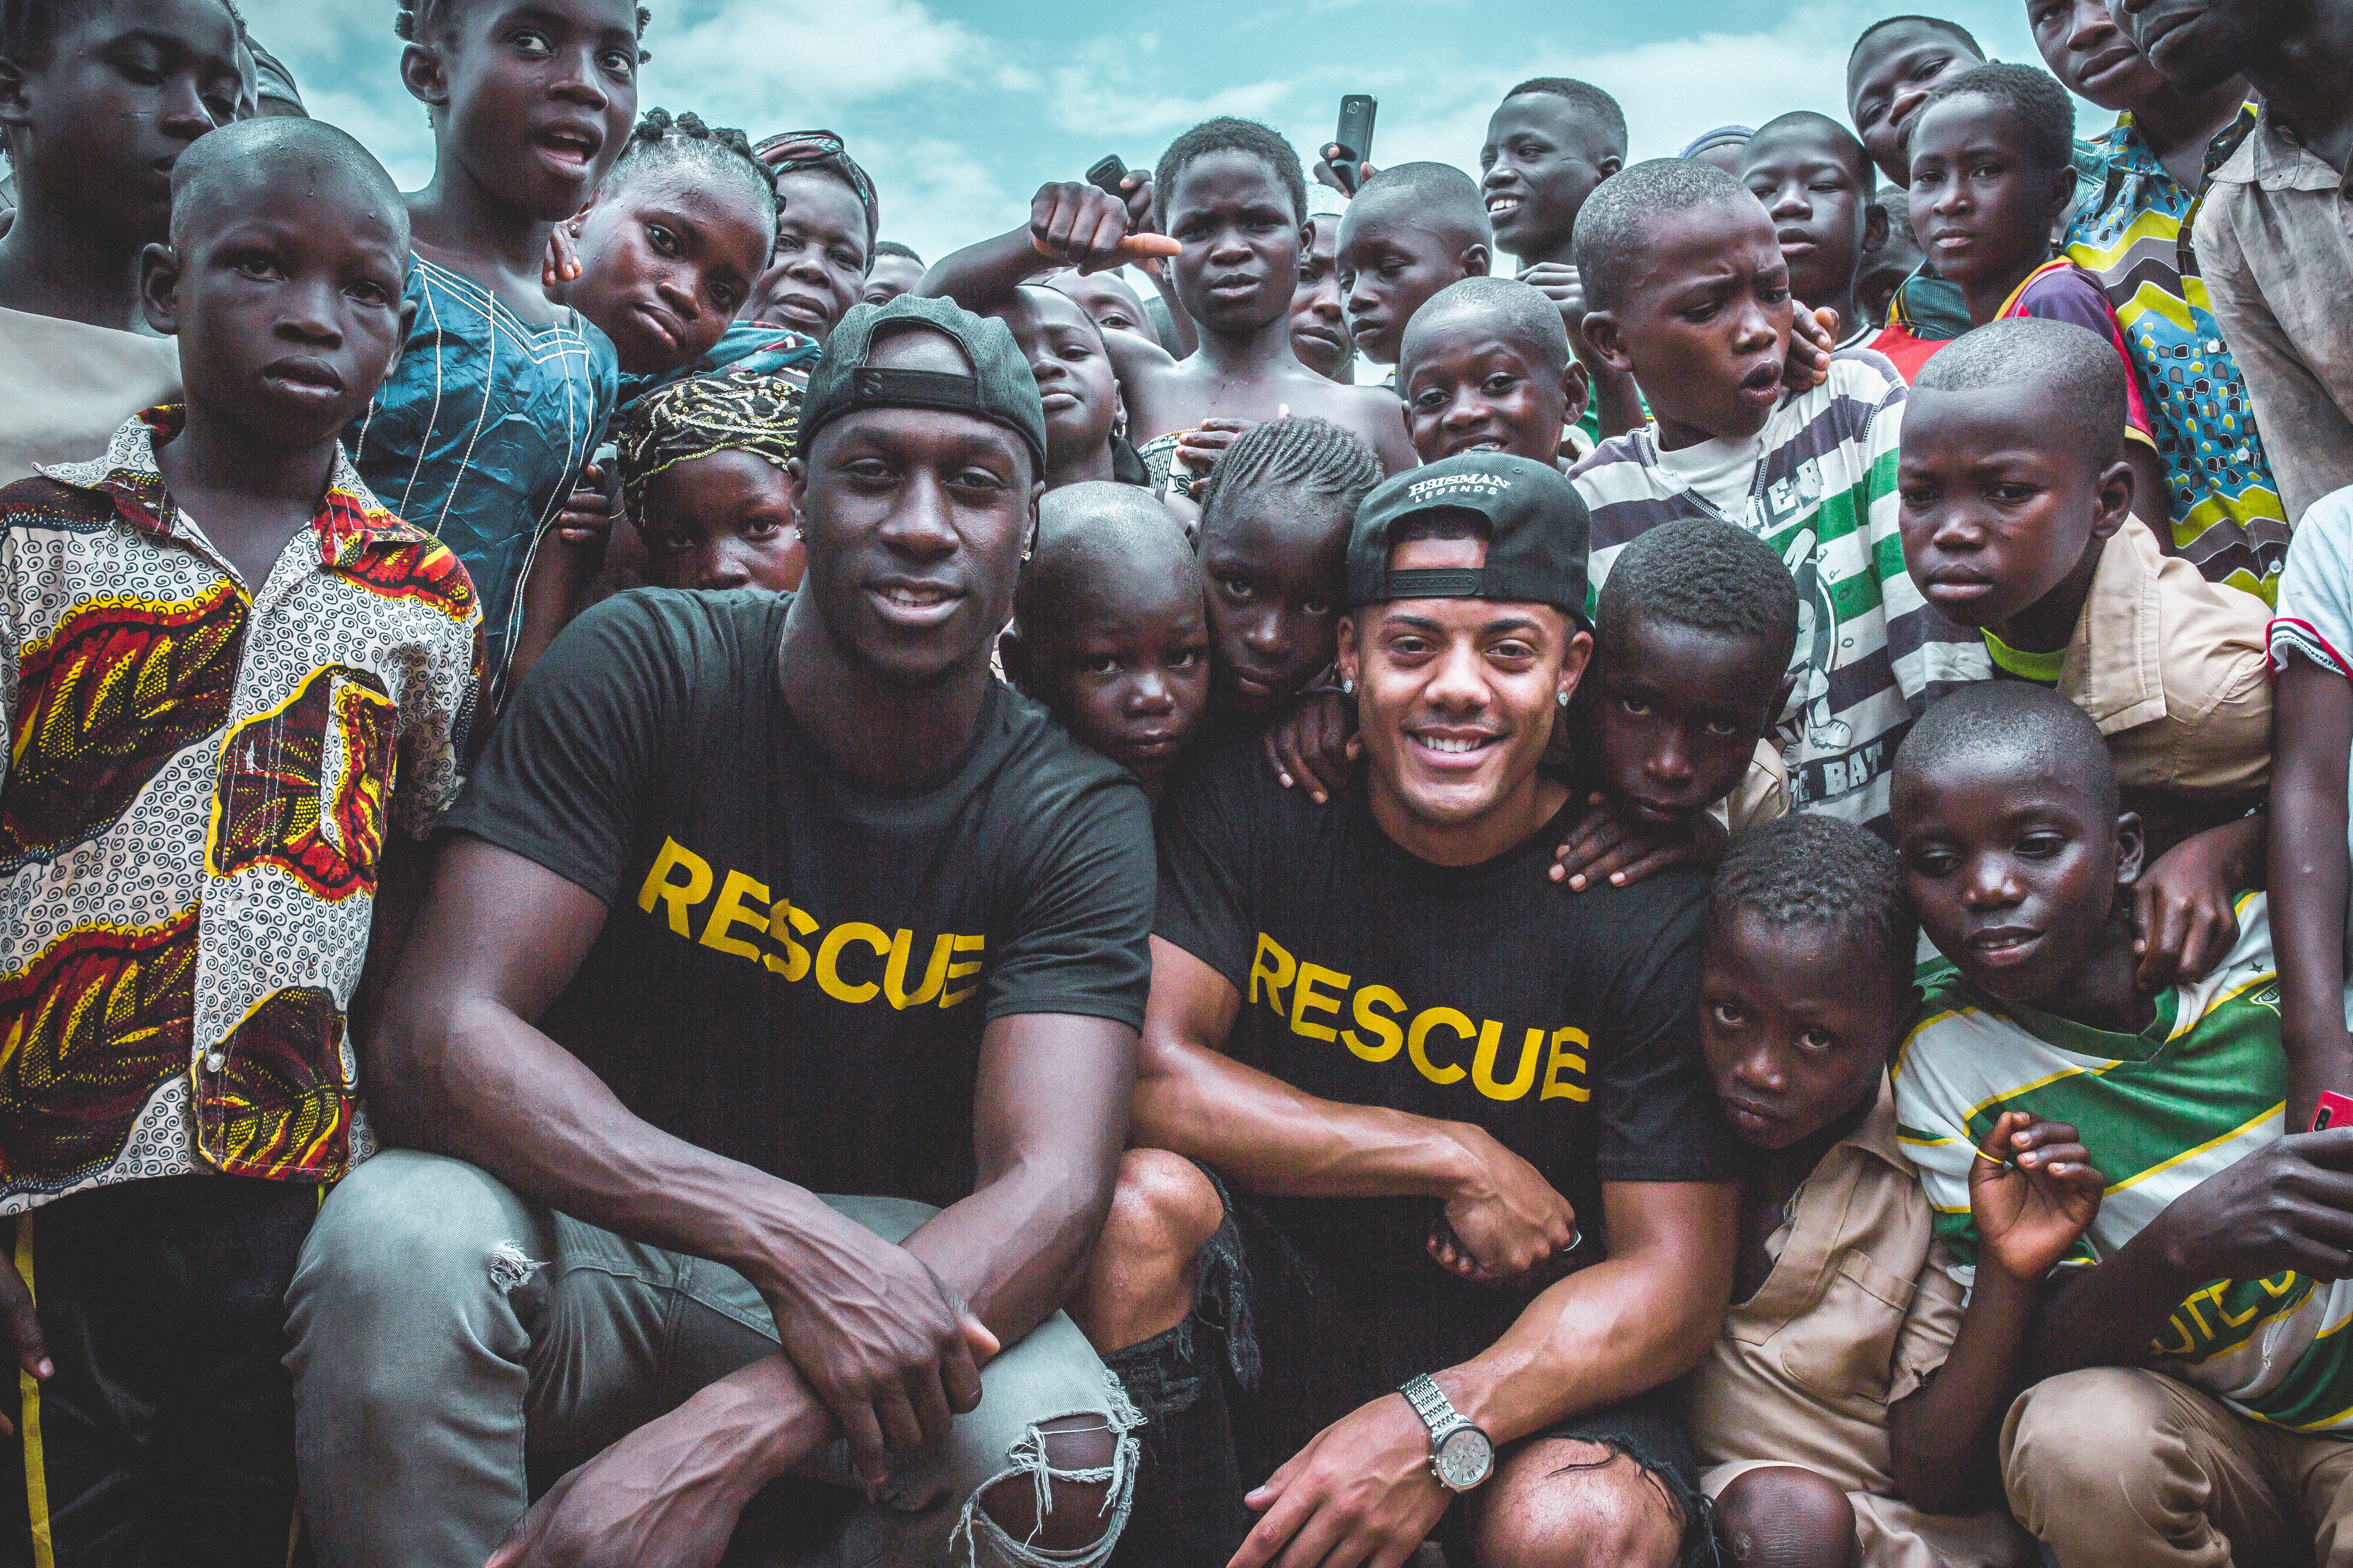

{"left": 1398, "top": 1373, "right": 1494, "bottom": 1493}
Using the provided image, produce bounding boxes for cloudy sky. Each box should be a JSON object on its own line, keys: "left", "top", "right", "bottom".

{"left": 241, "top": 0, "right": 2067, "bottom": 269}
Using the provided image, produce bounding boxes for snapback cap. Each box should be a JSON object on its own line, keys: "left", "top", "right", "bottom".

{"left": 797, "top": 293, "right": 1049, "bottom": 476}
{"left": 1346, "top": 452, "right": 1591, "bottom": 619}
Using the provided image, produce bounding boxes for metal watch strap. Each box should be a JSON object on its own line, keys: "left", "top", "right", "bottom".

{"left": 1399, "top": 1373, "right": 1464, "bottom": 1439}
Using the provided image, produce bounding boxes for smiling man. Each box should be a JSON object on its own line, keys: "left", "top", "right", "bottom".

{"left": 1071, "top": 452, "right": 1740, "bottom": 1568}
{"left": 285, "top": 294, "right": 1154, "bottom": 1568}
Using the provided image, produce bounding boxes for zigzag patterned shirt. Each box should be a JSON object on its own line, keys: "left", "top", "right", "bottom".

{"left": 1895, "top": 896, "right": 2353, "bottom": 1433}
{"left": 2068, "top": 104, "right": 2288, "bottom": 603}
{"left": 1569, "top": 352, "right": 1988, "bottom": 835}
{"left": 0, "top": 411, "right": 482, "bottom": 1211}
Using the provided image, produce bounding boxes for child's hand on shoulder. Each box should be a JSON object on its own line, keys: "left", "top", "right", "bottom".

{"left": 554, "top": 461, "right": 618, "bottom": 551}
{"left": 2132, "top": 826, "right": 2249, "bottom": 990}
{"left": 1549, "top": 791, "right": 1728, "bottom": 892}
{"left": 1970, "top": 1110, "right": 2104, "bottom": 1285}
{"left": 1781, "top": 304, "right": 1842, "bottom": 395}
{"left": 1261, "top": 683, "right": 1358, "bottom": 805}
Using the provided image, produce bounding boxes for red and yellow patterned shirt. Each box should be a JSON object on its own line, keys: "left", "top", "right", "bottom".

{"left": 0, "top": 409, "right": 481, "bottom": 1211}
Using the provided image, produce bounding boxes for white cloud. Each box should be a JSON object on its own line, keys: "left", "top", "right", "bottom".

{"left": 645, "top": 0, "right": 998, "bottom": 124}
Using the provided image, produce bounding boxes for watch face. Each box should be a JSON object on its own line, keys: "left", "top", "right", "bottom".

{"left": 1434, "top": 1425, "right": 1495, "bottom": 1491}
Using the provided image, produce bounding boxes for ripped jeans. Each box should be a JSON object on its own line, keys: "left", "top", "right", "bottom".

{"left": 285, "top": 1150, "right": 1139, "bottom": 1568}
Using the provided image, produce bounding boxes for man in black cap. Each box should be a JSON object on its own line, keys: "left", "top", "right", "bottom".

{"left": 1076, "top": 452, "right": 1740, "bottom": 1568}
{"left": 286, "top": 295, "right": 1152, "bottom": 1568}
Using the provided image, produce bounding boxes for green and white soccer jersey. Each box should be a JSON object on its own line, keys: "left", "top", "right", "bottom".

{"left": 1895, "top": 894, "right": 2353, "bottom": 1432}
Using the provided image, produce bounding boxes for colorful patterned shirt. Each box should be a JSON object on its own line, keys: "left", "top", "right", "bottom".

{"left": 1571, "top": 351, "right": 1989, "bottom": 835}
{"left": 1896, "top": 896, "right": 2353, "bottom": 1433}
{"left": 2067, "top": 105, "right": 2287, "bottom": 602}
{"left": 344, "top": 256, "right": 615, "bottom": 704}
{"left": 0, "top": 411, "right": 482, "bottom": 1213}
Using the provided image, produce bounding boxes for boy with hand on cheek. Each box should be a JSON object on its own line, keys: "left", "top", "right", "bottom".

{"left": 1686, "top": 816, "right": 2041, "bottom": 1568}
{"left": 1002, "top": 483, "right": 1211, "bottom": 805}
{"left": 614, "top": 365, "right": 803, "bottom": 593}
{"left": 1335, "top": 162, "right": 1491, "bottom": 372}
{"left": 1888, "top": 684, "right": 2353, "bottom": 1566}
{"left": 1478, "top": 77, "right": 1644, "bottom": 443}
{"left": 551, "top": 109, "right": 776, "bottom": 390}
{"left": 0, "top": 0, "right": 243, "bottom": 479}
{"left": 1739, "top": 113, "right": 1888, "bottom": 351}
{"left": 1898, "top": 318, "right": 2271, "bottom": 988}
{"left": 1905, "top": 65, "right": 2172, "bottom": 528}
{"left": 1400, "top": 276, "right": 1588, "bottom": 466}
{"left": 1570, "top": 158, "right": 1982, "bottom": 837}
{"left": 0, "top": 118, "right": 479, "bottom": 1563}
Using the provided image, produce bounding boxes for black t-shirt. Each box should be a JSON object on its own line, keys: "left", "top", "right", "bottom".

{"left": 442, "top": 588, "right": 1155, "bottom": 1206}
{"left": 1155, "top": 736, "right": 1738, "bottom": 1295}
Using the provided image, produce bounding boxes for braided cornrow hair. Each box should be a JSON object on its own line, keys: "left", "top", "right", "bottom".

{"left": 395, "top": 0, "right": 650, "bottom": 60}
{"left": 606, "top": 108, "right": 776, "bottom": 249}
{"left": 1195, "top": 415, "right": 1381, "bottom": 533}
{"left": 3, "top": 0, "right": 245, "bottom": 66}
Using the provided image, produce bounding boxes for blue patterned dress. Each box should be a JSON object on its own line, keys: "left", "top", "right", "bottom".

{"left": 344, "top": 256, "right": 618, "bottom": 700}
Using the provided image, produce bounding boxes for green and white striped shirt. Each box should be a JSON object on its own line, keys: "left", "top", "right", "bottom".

{"left": 1894, "top": 895, "right": 2353, "bottom": 1433}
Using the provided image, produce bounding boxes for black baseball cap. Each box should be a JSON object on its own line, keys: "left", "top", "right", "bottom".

{"left": 797, "top": 293, "right": 1049, "bottom": 477}
{"left": 1346, "top": 452, "right": 1591, "bottom": 620}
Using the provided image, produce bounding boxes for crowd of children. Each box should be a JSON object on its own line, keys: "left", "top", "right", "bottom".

{"left": 6, "top": 1, "right": 2353, "bottom": 1565}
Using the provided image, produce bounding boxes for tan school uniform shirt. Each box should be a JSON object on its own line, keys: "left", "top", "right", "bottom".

{"left": 1984, "top": 515, "right": 2272, "bottom": 817}
{"left": 0, "top": 306, "right": 181, "bottom": 486}
{"left": 1684, "top": 1077, "right": 2035, "bottom": 1568}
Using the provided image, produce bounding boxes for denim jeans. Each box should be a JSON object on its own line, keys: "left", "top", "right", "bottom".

{"left": 285, "top": 1150, "right": 1137, "bottom": 1568}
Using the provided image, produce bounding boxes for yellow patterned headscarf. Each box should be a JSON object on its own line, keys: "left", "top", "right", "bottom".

{"left": 617, "top": 368, "right": 802, "bottom": 522}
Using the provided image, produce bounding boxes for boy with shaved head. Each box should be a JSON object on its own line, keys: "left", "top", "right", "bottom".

{"left": 1003, "top": 482, "right": 1211, "bottom": 801}
{"left": 0, "top": 116, "right": 479, "bottom": 1562}
{"left": 1889, "top": 681, "right": 2353, "bottom": 1568}
{"left": 1738, "top": 112, "right": 1888, "bottom": 350}
{"left": 1399, "top": 276, "right": 1588, "bottom": 465}
{"left": 1335, "top": 161, "right": 1492, "bottom": 370}
{"left": 1898, "top": 317, "right": 2271, "bottom": 987}
{"left": 1569, "top": 157, "right": 1982, "bottom": 838}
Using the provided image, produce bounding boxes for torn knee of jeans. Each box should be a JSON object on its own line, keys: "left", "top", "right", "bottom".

{"left": 1189, "top": 1205, "right": 1258, "bottom": 1390}
{"left": 487, "top": 1242, "right": 551, "bottom": 1323}
{"left": 949, "top": 1401, "right": 1141, "bottom": 1568}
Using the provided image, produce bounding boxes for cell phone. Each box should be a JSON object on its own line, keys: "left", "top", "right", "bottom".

{"left": 1332, "top": 95, "right": 1378, "bottom": 196}
{"left": 1086, "top": 155, "right": 1129, "bottom": 198}
{"left": 2311, "top": 1091, "right": 2353, "bottom": 1132}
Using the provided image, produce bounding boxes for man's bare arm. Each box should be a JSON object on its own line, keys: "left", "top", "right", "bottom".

{"left": 1439, "top": 1180, "right": 1736, "bottom": 1444}
{"left": 371, "top": 835, "right": 989, "bottom": 1482}
{"left": 902, "top": 1012, "right": 1137, "bottom": 1346}
{"left": 1134, "top": 937, "right": 1575, "bottom": 1279}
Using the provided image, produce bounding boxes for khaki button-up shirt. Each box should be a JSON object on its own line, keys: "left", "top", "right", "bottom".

{"left": 1685, "top": 1079, "right": 2034, "bottom": 1568}
{"left": 2062, "top": 515, "right": 2273, "bottom": 805}
{"left": 2194, "top": 109, "right": 2353, "bottom": 524}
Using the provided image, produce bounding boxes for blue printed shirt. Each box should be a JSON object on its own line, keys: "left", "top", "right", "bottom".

{"left": 344, "top": 256, "right": 618, "bottom": 699}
